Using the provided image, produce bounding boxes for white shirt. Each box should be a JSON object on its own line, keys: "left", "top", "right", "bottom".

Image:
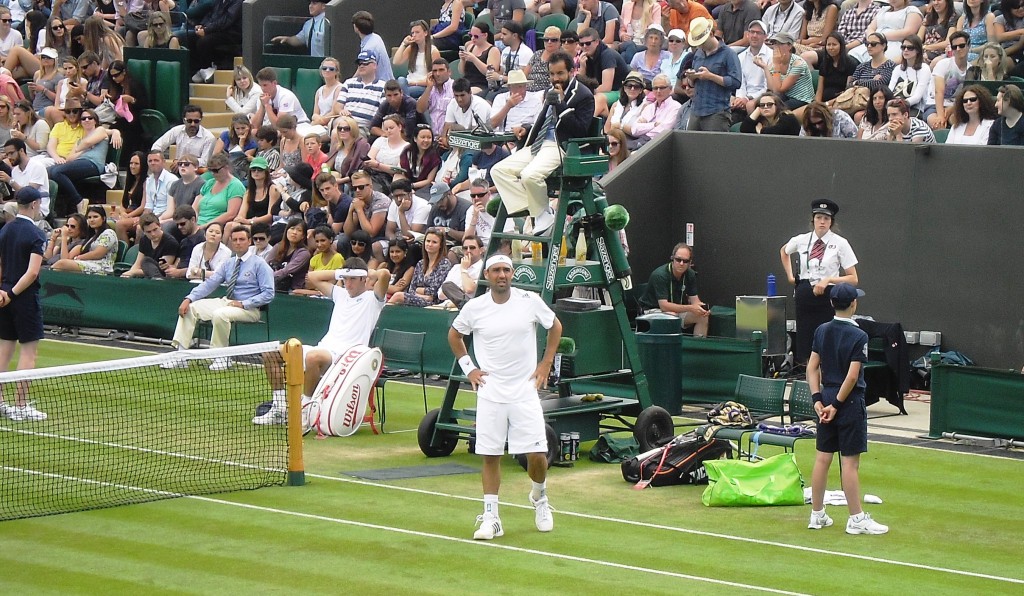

{"left": 784, "top": 230, "right": 858, "bottom": 285}
{"left": 144, "top": 169, "right": 179, "bottom": 219}
{"left": 736, "top": 44, "right": 773, "bottom": 100}
{"left": 386, "top": 195, "right": 431, "bottom": 230}
{"left": 500, "top": 44, "right": 534, "bottom": 74}
{"left": 317, "top": 285, "right": 385, "bottom": 354}
{"left": 445, "top": 95, "right": 492, "bottom": 130}
{"left": 0, "top": 28, "right": 24, "bottom": 58}
{"left": 452, "top": 288, "right": 556, "bottom": 403}
{"left": 188, "top": 242, "right": 232, "bottom": 278}
{"left": 264, "top": 86, "right": 310, "bottom": 126}
{"left": 438, "top": 258, "right": 482, "bottom": 299}
{"left": 490, "top": 89, "right": 544, "bottom": 131}
{"left": 13, "top": 159, "right": 50, "bottom": 216}
{"left": 946, "top": 119, "right": 995, "bottom": 146}
{"left": 762, "top": 1, "right": 805, "bottom": 39}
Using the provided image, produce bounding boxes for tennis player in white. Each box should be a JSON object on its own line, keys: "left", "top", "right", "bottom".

{"left": 449, "top": 254, "right": 563, "bottom": 540}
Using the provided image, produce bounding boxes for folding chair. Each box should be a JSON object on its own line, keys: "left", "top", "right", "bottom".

{"left": 373, "top": 329, "right": 427, "bottom": 433}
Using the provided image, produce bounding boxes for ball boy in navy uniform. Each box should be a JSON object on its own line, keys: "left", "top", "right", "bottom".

{"left": 0, "top": 187, "right": 48, "bottom": 421}
{"left": 807, "top": 283, "right": 888, "bottom": 535}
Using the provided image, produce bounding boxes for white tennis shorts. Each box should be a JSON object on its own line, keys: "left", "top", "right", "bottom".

{"left": 474, "top": 396, "right": 547, "bottom": 456}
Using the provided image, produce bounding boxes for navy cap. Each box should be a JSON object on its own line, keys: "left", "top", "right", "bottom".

{"left": 811, "top": 199, "right": 839, "bottom": 217}
{"left": 14, "top": 186, "right": 41, "bottom": 205}
{"left": 830, "top": 283, "right": 864, "bottom": 305}
{"left": 355, "top": 51, "right": 376, "bottom": 64}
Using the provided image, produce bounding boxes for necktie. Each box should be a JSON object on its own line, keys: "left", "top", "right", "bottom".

{"left": 226, "top": 257, "right": 242, "bottom": 300}
{"left": 530, "top": 105, "right": 556, "bottom": 156}
{"left": 809, "top": 239, "right": 825, "bottom": 261}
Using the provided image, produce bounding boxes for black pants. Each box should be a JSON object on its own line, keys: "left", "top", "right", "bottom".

{"left": 794, "top": 280, "right": 834, "bottom": 365}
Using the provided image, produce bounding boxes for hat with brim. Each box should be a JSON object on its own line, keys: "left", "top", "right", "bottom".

{"left": 15, "top": 186, "right": 41, "bottom": 205}
{"left": 417, "top": 180, "right": 451, "bottom": 204}
{"left": 830, "top": 283, "right": 865, "bottom": 306}
{"left": 768, "top": 32, "right": 795, "bottom": 45}
{"left": 667, "top": 29, "right": 686, "bottom": 42}
{"left": 1, "top": 202, "right": 17, "bottom": 218}
{"left": 285, "top": 162, "right": 315, "bottom": 190}
{"left": 811, "top": 199, "right": 839, "bottom": 217}
{"left": 506, "top": 69, "right": 528, "bottom": 86}
{"left": 249, "top": 156, "right": 269, "bottom": 170}
{"left": 687, "top": 17, "right": 714, "bottom": 47}
{"left": 623, "top": 71, "right": 645, "bottom": 87}
{"left": 646, "top": 23, "right": 665, "bottom": 37}
{"left": 356, "top": 50, "right": 377, "bottom": 65}
{"left": 40, "top": 47, "right": 58, "bottom": 60}
{"left": 747, "top": 20, "right": 768, "bottom": 34}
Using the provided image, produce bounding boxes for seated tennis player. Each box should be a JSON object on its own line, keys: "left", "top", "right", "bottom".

{"left": 256, "top": 257, "right": 388, "bottom": 425}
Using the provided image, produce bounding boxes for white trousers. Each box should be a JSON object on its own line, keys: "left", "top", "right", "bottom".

{"left": 172, "top": 297, "right": 261, "bottom": 349}
{"left": 490, "top": 141, "right": 562, "bottom": 217}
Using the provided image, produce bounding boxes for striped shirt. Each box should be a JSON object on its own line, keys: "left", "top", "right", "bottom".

{"left": 901, "top": 118, "right": 935, "bottom": 143}
{"left": 337, "top": 77, "right": 386, "bottom": 130}
{"left": 771, "top": 54, "right": 815, "bottom": 104}
{"left": 851, "top": 60, "right": 895, "bottom": 92}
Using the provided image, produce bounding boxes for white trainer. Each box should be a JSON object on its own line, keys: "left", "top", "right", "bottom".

{"left": 529, "top": 494, "right": 554, "bottom": 532}
{"left": 532, "top": 207, "right": 556, "bottom": 237}
{"left": 252, "top": 407, "right": 286, "bottom": 425}
{"left": 300, "top": 395, "right": 320, "bottom": 435}
{"left": 846, "top": 512, "right": 889, "bottom": 535}
{"left": 159, "top": 357, "right": 187, "bottom": 370}
{"left": 0, "top": 402, "right": 10, "bottom": 419}
{"left": 473, "top": 513, "right": 504, "bottom": 540}
{"left": 808, "top": 510, "right": 833, "bottom": 530}
{"left": 9, "top": 403, "right": 47, "bottom": 422}
{"left": 209, "top": 357, "right": 233, "bottom": 371}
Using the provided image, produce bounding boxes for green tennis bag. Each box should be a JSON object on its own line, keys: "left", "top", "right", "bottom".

{"left": 701, "top": 453, "right": 804, "bottom": 507}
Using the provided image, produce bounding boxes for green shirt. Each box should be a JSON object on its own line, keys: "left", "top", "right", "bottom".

{"left": 640, "top": 263, "right": 698, "bottom": 311}
{"left": 197, "top": 177, "right": 245, "bottom": 226}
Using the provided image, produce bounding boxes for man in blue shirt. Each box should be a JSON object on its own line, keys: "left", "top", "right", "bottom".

{"left": 807, "top": 283, "right": 888, "bottom": 536}
{"left": 684, "top": 16, "right": 741, "bottom": 131}
{"left": 164, "top": 226, "right": 275, "bottom": 371}
{"left": 351, "top": 10, "right": 395, "bottom": 83}
{"left": 0, "top": 187, "right": 47, "bottom": 422}
{"left": 270, "top": 0, "right": 328, "bottom": 57}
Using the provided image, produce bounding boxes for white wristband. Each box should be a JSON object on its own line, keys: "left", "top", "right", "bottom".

{"left": 458, "top": 355, "right": 476, "bottom": 376}
{"left": 335, "top": 270, "right": 345, "bottom": 281}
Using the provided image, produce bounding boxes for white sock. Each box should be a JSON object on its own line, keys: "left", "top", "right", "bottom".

{"left": 812, "top": 508, "right": 826, "bottom": 517}
{"left": 531, "top": 481, "right": 546, "bottom": 502}
{"left": 850, "top": 512, "right": 865, "bottom": 522}
{"left": 483, "top": 494, "right": 499, "bottom": 516}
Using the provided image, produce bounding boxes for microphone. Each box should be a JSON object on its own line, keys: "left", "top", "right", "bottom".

{"left": 546, "top": 89, "right": 560, "bottom": 105}
{"left": 472, "top": 111, "right": 492, "bottom": 134}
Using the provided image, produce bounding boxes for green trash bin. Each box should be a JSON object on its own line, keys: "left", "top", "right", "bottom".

{"left": 635, "top": 313, "right": 683, "bottom": 415}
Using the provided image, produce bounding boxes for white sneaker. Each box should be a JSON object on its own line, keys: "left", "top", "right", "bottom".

{"left": 532, "top": 207, "right": 556, "bottom": 237}
{"left": 846, "top": 512, "right": 889, "bottom": 535}
{"left": 529, "top": 494, "right": 554, "bottom": 532}
{"left": 473, "top": 513, "right": 503, "bottom": 540}
{"left": 300, "top": 395, "right": 320, "bottom": 435}
{"left": 159, "top": 357, "right": 187, "bottom": 369}
{"left": 9, "top": 403, "right": 47, "bottom": 422}
{"left": 209, "top": 357, "right": 233, "bottom": 371}
{"left": 252, "top": 406, "right": 286, "bottom": 425}
{"left": 192, "top": 63, "right": 217, "bottom": 83}
{"left": 808, "top": 510, "right": 833, "bottom": 530}
{"left": 0, "top": 402, "right": 10, "bottom": 419}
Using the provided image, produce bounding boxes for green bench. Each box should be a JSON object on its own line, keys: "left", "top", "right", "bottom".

{"left": 747, "top": 379, "right": 817, "bottom": 455}
{"left": 711, "top": 374, "right": 787, "bottom": 457}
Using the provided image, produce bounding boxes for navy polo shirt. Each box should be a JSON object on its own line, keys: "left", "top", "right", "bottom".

{"left": 812, "top": 317, "right": 868, "bottom": 414}
{"left": 0, "top": 215, "right": 45, "bottom": 295}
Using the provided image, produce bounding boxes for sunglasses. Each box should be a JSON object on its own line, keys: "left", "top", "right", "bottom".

{"left": 320, "top": 65, "right": 337, "bottom": 72}
{"left": 866, "top": 41, "right": 884, "bottom": 48}
{"left": 668, "top": 38, "right": 684, "bottom": 43}
{"left": 209, "top": 166, "right": 226, "bottom": 173}
{"left": 652, "top": 85, "right": 670, "bottom": 91}
{"left": 469, "top": 192, "right": 488, "bottom": 198}
{"left": 766, "top": 40, "right": 778, "bottom": 46}
{"left": 336, "top": 125, "right": 351, "bottom": 131}
{"left": 580, "top": 40, "right": 596, "bottom": 47}
{"left": 950, "top": 42, "right": 968, "bottom": 50}
{"left": 901, "top": 45, "right": 916, "bottom": 51}
{"left": 608, "top": 141, "right": 620, "bottom": 147}
{"left": 177, "top": 161, "right": 196, "bottom": 168}
{"left": 471, "top": 33, "right": 483, "bottom": 39}
{"left": 66, "top": 107, "right": 82, "bottom": 114}
{"left": 80, "top": 115, "right": 95, "bottom": 121}
{"left": 352, "top": 183, "right": 370, "bottom": 191}
{"left": 176, "top": 221, "right": 190, "bottom": 227}
{"left": 52, "top": 24, "right": 65, "bottom": 30}
{"left": 253, "top": 235, "right": 268, "bottom": 241}
{"left": 67, "top": 224, "right": 78, "bottom": 229}
{"left": 758, "top": 102, "right": 776, "bottom": 108}
{"left": 672, "top": 257, "right": 691, "bottom": 264}
{"left": 962, "top": 96, "right": 979, "bottom": 104}
{"left": 109, "top": 70, "right": 124, "bottom": 77}
{"left": 624, "top": 83, "right": 643, "bottom": 90}
{"left": 350, "top": 239, "right": 366, "bottom": 246}
{"left": 543, "top": 38, "right": 560, "bottom": 43}
{"left": 463, "top": 245, "right": 479, "bottom": 250}
{"left": 561, "top": 38, "right": 577, "bottom": 43}
{"left": 1, "top": 18, "right": 12, "bottom": 23}
{"left": 185, "top": 118, "right": 202, "bottom": 124}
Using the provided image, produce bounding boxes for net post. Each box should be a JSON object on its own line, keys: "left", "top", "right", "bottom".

{"left": 282, "top": 338, "right": 306, "bottom": 486}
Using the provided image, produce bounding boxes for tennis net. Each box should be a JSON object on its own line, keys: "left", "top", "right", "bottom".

{"left": 0, "top": 341, "right": 301, "bottom": 521}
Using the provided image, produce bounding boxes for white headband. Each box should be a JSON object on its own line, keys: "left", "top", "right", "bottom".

{"left": 485, "top": 255, "right": 513, "bottom": 270}
{"left": 334, "top": 268, "right": 369, "bottom": 280}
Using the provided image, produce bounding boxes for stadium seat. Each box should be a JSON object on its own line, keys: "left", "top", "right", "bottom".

{"left": 933, "top": 128, "right": 949, "bottom": 144}
{"left": 449, "top": 59, "right": 462, "bottom": 80}
{"left": 473, "top": 13, "right": 494, "bottom": 34}
{"left": 536, "top": 14, "right": 570, "bottom": 32}
{"left": 711, "top": 374, "right": 787, "bottom": 458}
{"left": 746, "top": 380, "right": 817, "bottom": 455}
{"left": 270, "top": 66, "right": 293, "bottom": 90}
{"left": 139, "top": 109, "right": 170, "bottom": 143}
{"left": 293, "top": 68, "right": 322, "bottom": 119}
{"left": 730, "top": 121, "right": 742, "bottom": 132}
{"left": 521, "top": 11, "right": 539, "bottom": 32}
{"left": 373, "top": 329, "right": 427, "bottom": 433}
{"left": 811, "top": 69, "right": 819, "bottom": 94}
{"left": 113, "top": 244, "right": 139, "bottom": 276}
{"left": 80, "top": 144, "right": 122, "bottom": 198}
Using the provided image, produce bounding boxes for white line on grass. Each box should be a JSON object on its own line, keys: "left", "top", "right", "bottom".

{"left": 312, "top": 474, "right": 1024, "bottom": 586}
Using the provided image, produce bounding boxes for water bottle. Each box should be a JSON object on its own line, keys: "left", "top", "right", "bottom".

{"left": 487, "top": 65, "right": 498, "bottom": 91}
{"left": 767, "top": 273, "right": 776, "bottom": 297}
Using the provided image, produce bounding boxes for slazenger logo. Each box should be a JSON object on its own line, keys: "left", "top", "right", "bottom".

{"left": 565, "top": 266, "right": 591, "bottom": 283}
{"left": 513, "top": 266, "right": 537, "bottom": 282}
{"left": 341, "top": 383, "right": 362, "bottom": 427}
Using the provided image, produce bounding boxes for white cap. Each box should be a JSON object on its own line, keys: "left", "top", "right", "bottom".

{"left": 485, "top": 254, "right": 513, "bottom": 270}
{"left": 334, "top": 268, "right": 369, "bottom": 280}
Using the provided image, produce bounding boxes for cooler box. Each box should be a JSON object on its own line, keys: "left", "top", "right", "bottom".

{"left": 736, "top": 295, "right": 787, "bottom": 356}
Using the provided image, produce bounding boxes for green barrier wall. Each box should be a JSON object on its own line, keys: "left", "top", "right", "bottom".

{"left": 680, "top": 335, "right": 763, "bottom": 405}
{"left": 929, "top": 364, "right": 1024, "bottom": 441}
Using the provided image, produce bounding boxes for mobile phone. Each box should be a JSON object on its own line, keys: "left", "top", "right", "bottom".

{"left": 701, "top": 303, "right": 710, "bottom": 312}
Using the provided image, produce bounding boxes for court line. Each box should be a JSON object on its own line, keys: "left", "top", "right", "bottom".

{"left": 312, "top": 474, "right": 1024, "bottom": 586}
{"left": 2, "top": 466, "right": 806, "bottom": 595}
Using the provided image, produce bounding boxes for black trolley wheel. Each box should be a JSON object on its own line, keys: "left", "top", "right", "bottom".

{"left": 633, "top": 405, "right": 674, "bottom": 451}
{"left": 418, "top": 408, "right": 459, "bottom": 457}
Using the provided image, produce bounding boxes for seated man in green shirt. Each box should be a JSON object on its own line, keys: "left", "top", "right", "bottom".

{"left": 639, "top": 242, "right": 709, "bottom": 337}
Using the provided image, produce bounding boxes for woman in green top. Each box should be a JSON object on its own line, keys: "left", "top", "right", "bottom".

{"left": 758, "top": 32, "right": 817, "bottom": 110}
{"left": 192, "top": 153, "right": 244, "bottom": 229}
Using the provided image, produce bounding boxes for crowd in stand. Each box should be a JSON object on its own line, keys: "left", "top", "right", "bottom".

{"left": 0, "top": 0, "right": 1022, "bottom": 310}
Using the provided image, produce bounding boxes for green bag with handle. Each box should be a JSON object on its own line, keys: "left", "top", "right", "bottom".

{"left": 701, "top": 453, "right": 805, "bottom": 507}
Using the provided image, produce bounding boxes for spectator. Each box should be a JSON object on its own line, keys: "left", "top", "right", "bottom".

{"left": 956, "top": 0, "right": 996, "bottom": 61}
{"left": 123, "top": 212, "right": 179, "bottom": 278}
{"left": 44, "top": 56, "right": 86, "bottom": 127}
{"left": 165, "top": 155, "right": 205, "bottom": 233}
{"left": 486, "top": 0, "right": 527, "bottom": 31}
{"left": 305, "top": 225, "right": 344, "bottom": 273}
{"left": 574, "top": 0, "right": 620, "bottom": 46}
{"left": 213, "top": 114, "right": 257, "bottom": 183}
{"left": 365, "top": 114, "right": 410, "bottom": 192}
{"left": 946, "top": 84, "right": 997, "bottom": 144}
{"left": 270, "top": 0, "right": 327, "bottom": 57}
{"left": 230, "top": 156, "right": 279, "bottom": 233}
{"left": 270, "top": 217, "right": 310, "bottom": 292}
{"left": 380, "top": 237, "right": 415, "bottom": 297}
{"left": 335, "top": 51, "right": 386, "bottom": 135}
{"left": 106, "top": 59, "right": 148, "bottom": 158}
{"left": 967, "top": 42, "right": 1011, "bottom": 81}
{"left": 75, "top": 51, "right": 111, "bottom": 117}
{"left": 388, "top": 227, "right": 451, "bottom": 306}
{"left": 605, "top": 128, "right": 630, "bottom": 172}
{"left": 835, "top": 0, "right": 883, "bottom": 58}
{"left": 761, "top": 0, "right": 805, "bottom": 41}
{"left": 342, "top": 169, "right": 389, "bottom": 243}
{"left": 0, "top": 7, "right": 24, "bottom": 62}
{"left": 890, "top": 35, "right": 933, "bottom": 116}
{"left": 250, "top": 221, "right": 274, "bottom": 261}
{"left": 193, "top": 152, "right": 244, "bottom": 228}
{"left": 494, "top": 22, "right": 534, "bottom": 94}
{"left": 459, "top": 23, "right": 502, "bottom": 96}
{"left": 253, "top": 126, "right": 281, "bottom": 172}
{"left": 443, "top": 78, "right": 492, "bottom": 145}
{"left": 800, "top": 101, "right": 858, "bottom": 138}
{"left": 463, "top": 178, "right": 512, "bottom": 249}
{"left": 111, "top": 150, "right": 146, "bottom": 240}
{"left": 55, "top": 0, "right": 94, "bottom": 29}
{"left": 9, "top": 101, "right": 48, "bottom": 159}
{"left": 920, "top": 0, "right": 958, "bottom": 62}
{"left": 326, "top": 115, "right": 370, "bottom": 189}
{"left": 740, "top": 91, "right": 801, "bottom": 134}
{"left": 272, "top": 162, "right": 313, "bottom": 233}
{"left": 850, "top": 32, "right": 896, "bottom": 94}
{"left": 82, "top": 14, "right": 124, "bottom": 68}
{"left": 997, "top": 0, "right": 1024, "bottom": 72}
{"left": 51, "top": 206, "right": 118, "bottom": 275}
{"left": 622, "top": 73, "right": 681, "bottom": 148}
{"left": 151, "top": 104, "right": 216, "bottom": 167}
{"left": 989, "top": 83, "right": 1024, "bottom": 144}
{"left": 47, "top": 107, "right": 120, "bottom": 217}
{"left": 226, "top": 65, "right": 260, "bottom": 117}
{"left": 302, "top": 133, "right": 327, "bottom": 173}
{"left": 758, "top": 32, "right": 815, "bottom": 110}
{"left": 313, "top": 172, "right": 350, "bottom": 236}
{"left": 525, "top": 27, "right": 563, "bottom": 93}
{"left": 685, "top": 17, "right": 742, "bottom": 131}
{"left": 373, "top": 177, "right": 429, "bottom": 260}
{"left": 186, "top": 220, "right": 231, "bottom": 280}
{"left": 274, "top": 113, "right": 303, "bottom": 173}
{"left": 423, "top": 180, "right": 471, "bottom": 247}
{"left": 21, "top": 48, "right": 61, "bottom": 120}
{"left": 432, "top": 0, "right": 467, "bottom": 53}
{"left": 450, "top": 140, "right": 510, "bottom": 195}
{"left": 561, "top": 30, "right": 582, "bottom": 70}
{"left": 638, "top": 242, "right": 709, "bottom": 337}
{"left": 489, "top": 69, "right": 544, "bottom": 133}
{"left": 798, "top": 0, "right": 839, "bottom": 52}
{"left": 811, "top": 32, "right": 859, "bottom": 104}
{"left": 417, "top": 58, "right": 455, "bottom": 135}
{"left": 165, "top": 205, "right": 205, "bottom": 279}
{"left": 0, "top": 139, "right": 50, "bottom": 219}
{"left": 719, "top": 0, "right": 762, "bottom": 47}
{"left": 253, "top": 67, "right": 311, "bottom": 132}
{"left": 399, "top": 125, "right": 442, "bottom": 191}
{"left": 309, "top": 57, "right": 343, "bottom": 134}
{"left": 629, "top": 24, "right": 671, "bottom": 83}
{"left": 734, "top": 20, "right": 771, "bottom": 117}
{"left": 883, "top": 97, "right": 936, "bottom": 142}
{"left": 142, "top": 149, "right": 178, "bottom": 225}
{"left": 439, "top": 234, "right": 483, "bottom": 307}
{"left": 619, "top": 0, "right": 662, "bottom": 62}
{"left": 350, "top": 11, "right": 395, "bottom": 82}
{"left": 928, "top": 30, "right": 972, "bottom": 128}
{"left": 578, "top": 27, "right": 630, "bottom": 92}
{"left": 394, "top": 20, "right": 441, "bottom": 100}
{"left": 605, "top": 71, "right": 645, "bottom": 133}
{"left": 137, "top": 11, "right": 180, "bottom": 49}
{"left": 340, "top": 228, "right": 373, "bottom": 262}
{"left": 44, "top": 214, "right": 87, "bottom": 266}
{"left": 858, "top": 85, "right": 895, "bottom": 140}
{"left": 188, "top": 0, "right": 244, "bottom": 84}
{"left": 370, "top": 80, "right": 421, "bottom": 141}
{"left": 851, "top": 0, "right": 924, "bottom": 62}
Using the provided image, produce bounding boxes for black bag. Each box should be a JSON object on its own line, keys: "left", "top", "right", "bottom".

{"left": 621, "top": 431, "right": 732, "bottom": 487}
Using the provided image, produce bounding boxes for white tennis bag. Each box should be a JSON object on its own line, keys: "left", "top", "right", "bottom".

{"left": 309, "top": 345, "right": 384, "bottom": 437}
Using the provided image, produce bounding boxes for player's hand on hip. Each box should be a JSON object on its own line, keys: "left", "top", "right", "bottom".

{"left": 530, "top": 362, "right": 552, "bottom": 390}
{"left": 468, "top": 368, "right": 487, "bottom": 390}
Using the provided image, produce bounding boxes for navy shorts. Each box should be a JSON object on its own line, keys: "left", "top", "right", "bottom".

{"left": 0, "top": 291, "right": 44, "bottom": 343}
{"left": 815, "top": 400, "right": 867, "bottom": 456}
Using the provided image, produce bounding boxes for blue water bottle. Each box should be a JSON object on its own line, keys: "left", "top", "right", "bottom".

{"left": 767, "top": 273, "right": 776, "bottom": 297}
